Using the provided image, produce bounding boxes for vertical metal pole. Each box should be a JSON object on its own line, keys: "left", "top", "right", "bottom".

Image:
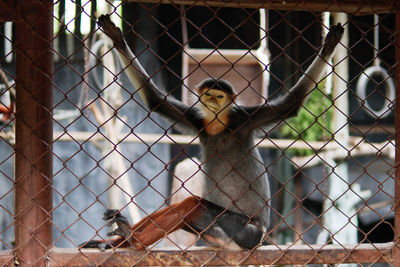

{"left": 394, "top": 9, "right": 400, "bottom": 267}
{"left": 14, "top": 1, "right": 53, "bottom": 267}
{"left": 324, "top": 14, "right": 357, "bottom": 249}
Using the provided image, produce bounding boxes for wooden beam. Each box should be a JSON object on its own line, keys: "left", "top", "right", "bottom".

{"left": 129, "top": 0, "right": 399, "bottom": 15}
{"left": 49, "top": 243, "right": 392, "bottom": 266}
{"left": 14, "top": 1, "right": 53, "bottom": 266}
{"left": 0, "top": 250, "right": 13, "bottom": 266}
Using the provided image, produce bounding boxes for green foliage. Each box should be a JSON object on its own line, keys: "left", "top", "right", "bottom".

{"left": 280, "top": 86, "right": 332, "bottom": 156}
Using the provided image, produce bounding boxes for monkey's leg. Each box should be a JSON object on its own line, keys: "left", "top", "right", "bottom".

{"left": 81, "top": 196, "right": 204, "bottom": 250}
{"left": 108, "top": 197, "right": 265, "bottom": 250}
{"left": 185, "top": 199, "right": 265, "bottom": 250}
{"left": 127, "top": 196, "right": 204, "bottom": 250}
{"left": 0, "top": 103, "right": 12, "bottom": 121}
{"left": 0, "top": 104, "right": 8, "bottom": 113}
{"left": 123, "top": 197, "right": 266, "bottom": 250}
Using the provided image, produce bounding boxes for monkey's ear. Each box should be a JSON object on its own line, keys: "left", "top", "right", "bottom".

{"left": 197, "top": 87, "right": 207, "bottom": 95}
{"left": 195, "top": 87, "right": 202, "bottom": 95}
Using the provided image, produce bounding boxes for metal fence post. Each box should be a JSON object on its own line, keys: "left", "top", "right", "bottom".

{"left": 394, "top": 8, "right": 400, "bottom": 267}
{"left": 14, "top": 1, "right": 53, "bottom": 266}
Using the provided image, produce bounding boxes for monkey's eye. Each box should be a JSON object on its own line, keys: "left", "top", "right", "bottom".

{"left": 205, "top": 92, "right": 211, "bottom": 96}
{"left": 217, "top": 95, "right": 224, "bottom": 99}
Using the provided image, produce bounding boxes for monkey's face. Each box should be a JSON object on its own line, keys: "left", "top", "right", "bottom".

{"left": 199, "top": 88, "right": 233, "bottom": 114}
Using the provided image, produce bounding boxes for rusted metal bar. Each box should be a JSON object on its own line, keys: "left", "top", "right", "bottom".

{"left": 14, "top": 1, "right": 53, "bottom": 267}
{"left": 129, "top": 0, "right": 398, "bottom": 15}
{"left": 394, "top": 8, "right": 400, "bottom": 267}
{"left": 0, "top": 250, "right": 13, "bottom": 267}
{"left": 49, "top": 243, "right": 393, "bottom": 266}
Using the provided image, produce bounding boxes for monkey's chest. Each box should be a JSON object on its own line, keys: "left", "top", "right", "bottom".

{"left": 199, "top": 133, "right": 270, "bottom": 226}
{"left": 200, "top": 132, "right": 265, "bottom": 183}
{"left": 200, "top": 131, "right": 247, "bottom": 152}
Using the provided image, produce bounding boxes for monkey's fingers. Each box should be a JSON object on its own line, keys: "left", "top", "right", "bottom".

{"left": 321, "top": 23, "right": 344, "bottom": 57}
{"left": 97, "top": 14, "right": 126, "bottom": 49}
{"left": 327, "top": 23, "right": 344, "bottom": 43}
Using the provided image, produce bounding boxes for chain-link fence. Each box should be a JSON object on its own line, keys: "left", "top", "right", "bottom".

{"left": 0, "top": 0, "right": 399, "bottom": 266}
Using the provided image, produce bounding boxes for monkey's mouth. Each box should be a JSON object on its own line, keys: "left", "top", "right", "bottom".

{"left": 205, "top": 103, "right": 220, "bottom": 112}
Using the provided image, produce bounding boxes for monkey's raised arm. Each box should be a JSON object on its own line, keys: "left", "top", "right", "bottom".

{"left": 97, "top": 15, "right": 202, "bottom": 132}
{"left": 245, "top": 24, "right": 344, "bottom": 129}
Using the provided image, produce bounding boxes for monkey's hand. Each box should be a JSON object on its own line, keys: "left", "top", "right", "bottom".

{"left": 97, "top": 14, "right": 126, "bottom": 50}
{"left": 321, "top": 23, "right": 344, "bottom": 57}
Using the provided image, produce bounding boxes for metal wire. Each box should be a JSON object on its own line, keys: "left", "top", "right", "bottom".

{"left": 0, "top": 1, "right": 397, "bottom": 266}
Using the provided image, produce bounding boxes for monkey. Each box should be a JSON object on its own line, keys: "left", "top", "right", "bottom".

{"left": 0, "top": 97, "right": 13, "bottom": 123}
{"left": 0, "top": 81, "right": 15, "bottom": 124}
{"left": 81, "top": 14, "right": 343, "bottom": 251}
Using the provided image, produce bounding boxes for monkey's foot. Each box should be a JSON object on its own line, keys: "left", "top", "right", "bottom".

{"left": 80, "top": 240, "right": 112, "bottom": 251}
{"left": 79, "top": 209, "right": 133, "bottom": 251}
{"left": 321, "top": 23, "right": 344, "bottom": 57}
{"left": 103, "top": 209, "right": 132, "bottom": 241}
{"left": 97, "top": 14, "right": 126, "bottom": 49}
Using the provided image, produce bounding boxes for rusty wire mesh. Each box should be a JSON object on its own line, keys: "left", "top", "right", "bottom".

{"left": 0, "top": 0, "right": 398, "bottom": 266}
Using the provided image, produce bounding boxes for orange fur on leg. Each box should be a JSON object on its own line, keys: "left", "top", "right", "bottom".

{"left": 130, "top": 196, "right": 203, "bottom": 250}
